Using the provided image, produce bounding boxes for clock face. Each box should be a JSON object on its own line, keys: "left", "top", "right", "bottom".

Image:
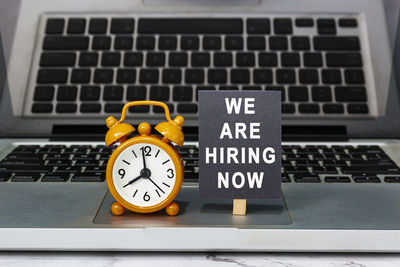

{"left": 112, "top": 143, "right": 177, "bottom": 208}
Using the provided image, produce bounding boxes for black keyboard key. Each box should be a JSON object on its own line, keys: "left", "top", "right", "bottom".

{"left": 191, "top": 52, "right": 210, "bottom": 67}
{"left": 247, "top": 18, "right": 270, "bottom": 34}
{"left": 312, "top": 166, "right": 338, "bottom": 174}
{"left": 154, "top": 103, "right": 174, "bottom": 113}
{"left": 265, "top": 86, "right": 285, "bottom": 101}
{"left": 281, "top": 53, "right": 300, "bottom": 67}
{"left": 162, "top": 69, "right": 182, "bottom": 84}
{"left": 335, "top": 86, "right": 367, "bottom": 102}
{"left": 247, "top": 36, "right": 266, "bottom": 50}
{"left": 71, "top": 69, "right": 91, "bottom": 83}
{"left": 293, "top": 173, "right": 320, "bottom": 183}
{"left": 80, "top": 103, "right": 101, "bottom": 113}
{"left": 45, "top": 18, "right": 65, "bottom": 34}
{"left": 314, "top": 36, "right": 360, "bottom": 51}
{"left": 345, "top": 69, "right": 365, "bottom": 84}
{"left": 291, "top": 36, "right": 310, "bottom": 51}
{"left": 281, "top": 173, "right": 291, "bottom": 183}
{"left": 103, "top": 86, "right": 123, "bottom": 101}
{"left": 92, "top": 36, "right": 111, "bottom": 50}
{"left": 89, "top": 18, "right": 107, "bottom": 34}
{"left": 231, "top": 69, "right": 250, "bottom": 84}
{"left": 114, "top": 36, "right": 133, "bottom": 50}
{"left": 0, "top": 172, "right": 12, "bottom": 182}
{"left": 56, "top": 166, "right": 81, "bottom": 173}
{"left": 150, "top": 86, "right": 169, "bottom": 101}
{"left": 84, "top": 166, "right": 106, "bottom": 173}
{"left": 203, "top": 36, "right": 221, "bottom": 50}
{"left": 299, "top": 69, "right": 319, "bottom": 84}
{"left": 110, "top": 18, "right": 134, "bottom": 34}
{"left": 220, "top": 86, "right": 239, "bottom": 90}
{"left": 289, "top": 86, "right": 308, "bottom": 101}
{"left": 94, "top": 69, "right": 114, "bottom": 83}
{"left": 269, "top": 36, "right": 288, "bottom": 50}
{"left": 56, "top": 103, "right": 77, "bottom": 113}
{"left": 104, "top": 103, "right": 124, "bottom": 113}
{"left": 181, "top": 36, "right": 199, "bottom": 50}
{"left": 139, "top": 69, "right": 159, "bottom": 84}
{"left": 326, "top": 53, "right": 362, "bottom": 67}
{"left": 124, "top": 52, "right": 143, "bottom": 67}
{"left": 117, "top": 69, "right": 136, "bottom": 83}
{"left": 169, "top": 52, "right": 188, "bottom": 67}
{"left": 295, "top": 18, "right": 314, "bottom": 27}
{"left": 236, "top": 52, "right": 255, "bottom": 67}
{"left": 225, "top": 36, "right": 243, "bottom": 50}
{"left": 325, "top": 176, "right": 351, "bottom": 183}
{"left": 347, "top": 104, "right": 369, "bottom": 114}
{"left": 173, "top": 86, "right": 193, "bottom": 101}
{"left": 101, "top": 52, "right": 121, "bottom": 67}
{"left": 80, "top": 86, "right": 100, "bottom": 101}
{"left": 0, "top": 165, "right": 52, "bottom": 172}
{"left": 384, "top": 176, "right": 400, "bottom": 183}
{"left": 71, "top": 172, "right": 105, "bottom": 182}
{"left": 12, "top": 173, "right": 41, "bottom": 182}
{"left": 208, "top": 69, "right": 227, "bottom": 84}
{"left": 34, "top": 86, "right": 54, "bottom": 101}
{"left": 136, "top": 36, "right": 155, "bottom": 50}
{"left": 353, "top": 175, "right": 380, "bottom": 183}
{"left": 274, "top": 18, "right": 292, "bottom": 34}
{"left": 42, "top": 172, "right": 69, "bottom": 182}
{"left": 322, "top": 69, "right": 342, "bottom": 84}
{"left": 43, "top": 36, "right": 89, "bottom": 50}
{"left": 79, "top": 52, "right": 98, "bottom": 67}
{"left": 57, "top": 86, "right": 77, "bottom": 101}
{"left": 303, "top": 52, "right": 322, "bottom": 67}
{"left": 312, "top": 86, "right": 332, "bottom": 102}
{"left": 242, "top": 86, "right": 262, "bottom": 90}
{"left": 178, "top": 103, "right": 198, "bottom": 113}
{"left": 214, "top": 52, "right": 232, "bottom": 67}
{"left": 37, "top": 69, "right": 68, "bottom": 84}
{"left": 323, "top": 104, "right": 344, "bottom": 114}
{"left": 147, "top": 52, "right": 166, "bottom": 67}
{"left": 339, "top": 18, "right": 358, "bottom": 28}
{"left": 40, "top": 52, "right": 76, "bottom": 67}
{"left": 253, "top": 69, "right": 273, "bottom": 84}
{"left": 342, "top": 166, "right": 399, "bottom": 174}
{"left": 258, "top": 52, "right": 278, "bottom": 67}
{"left": 276, "top": 69, "right": 296, "bottom": 84}
{"left": 185, "top": 69, "right": 204, "bottom": 84}
{"left": 127, "top": 86, "right": 146, "bottom": 101}
{"left": 159, "top": 36, "right": 177, "bottom": 50}
{"left": 67, "top": 18, "right": 86, "bottom": 34}
{"left": 129, "top": 105, "right": 150, "bottom": 113}
{"left": 138, "top": 18, "right": 243, "bottom": 34}
{"left": 32, "top": 103, "right": 53, "bottom": 113}
{"left": 317, "top": 19, "right": 336, "bottom": 35}
{"left": 299, "top": 104, "right": 320, "bottom": 114}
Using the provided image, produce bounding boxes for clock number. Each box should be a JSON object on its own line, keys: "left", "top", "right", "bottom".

{"left": 167, "top": 168, "right": 174, "bottom": 178}
{"left": 140, "top": 146, "right": 151, "bottom": 156}
{"left": 118, "top": 169, "right": 125, "bottom": 179}
{"left": 143, "top": 191, "right": 150, "bottom": 202}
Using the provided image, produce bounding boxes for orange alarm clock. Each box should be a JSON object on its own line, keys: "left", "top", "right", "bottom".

{"left": 104, "top": 101, "right": 184, "bottom": 216}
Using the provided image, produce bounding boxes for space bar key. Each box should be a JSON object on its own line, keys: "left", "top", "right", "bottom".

{"left": 138, "top": 18, "right": 243, "bottom": 34}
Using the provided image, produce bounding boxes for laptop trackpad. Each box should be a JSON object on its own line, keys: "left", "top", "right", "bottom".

{"left": 93, "top": 186, "right": 291, "bottom": 227}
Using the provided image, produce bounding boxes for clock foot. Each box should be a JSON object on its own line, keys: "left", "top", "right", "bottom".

{"left": 165, "top": 202, "right": 179, "bottom": 216}
{"left": 111, "top": 202, "right": 125, "bottom": 216}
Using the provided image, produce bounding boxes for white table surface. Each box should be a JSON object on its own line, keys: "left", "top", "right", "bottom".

{"left": 1, "top": 252, "right": 400, "bottom": 267}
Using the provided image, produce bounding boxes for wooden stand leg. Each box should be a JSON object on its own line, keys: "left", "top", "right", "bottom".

{"left": 165, "top": 202, "right": 180, "bottom": 216}
{"left": 233, "top": 199, "right": 247, "bottom": 215}
{"left": 110, "top": 202, "right": 124, "bottom": 216}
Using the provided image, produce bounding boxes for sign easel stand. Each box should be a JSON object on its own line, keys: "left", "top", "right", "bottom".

{"left": 233, "top": 199, "right": 247, "bottom": 215}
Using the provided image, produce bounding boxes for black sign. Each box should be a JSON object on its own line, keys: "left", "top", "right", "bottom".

{"left": 199, "top": 91, "right": 281, "bottom": 199}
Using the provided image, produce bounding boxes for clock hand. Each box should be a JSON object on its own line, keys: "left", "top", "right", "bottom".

{"left": 141, "top": 147, "right": 147, "bottom": 170}
{"left": 148, "top": 177, "right": 165, "bottom": 194}
{"left": 123, "top": 175, "right": 143, "bottom": 188}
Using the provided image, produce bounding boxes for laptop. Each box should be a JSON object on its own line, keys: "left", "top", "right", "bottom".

{"left": 1, "top": 0, "right": 400, "bottom": 251}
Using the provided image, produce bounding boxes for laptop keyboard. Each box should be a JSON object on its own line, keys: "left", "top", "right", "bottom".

{"left": 25, "top": 14, "right": 373, "bottom": 117}
{"left": 0, "top": 144, "right": 399, "bottom": 183}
